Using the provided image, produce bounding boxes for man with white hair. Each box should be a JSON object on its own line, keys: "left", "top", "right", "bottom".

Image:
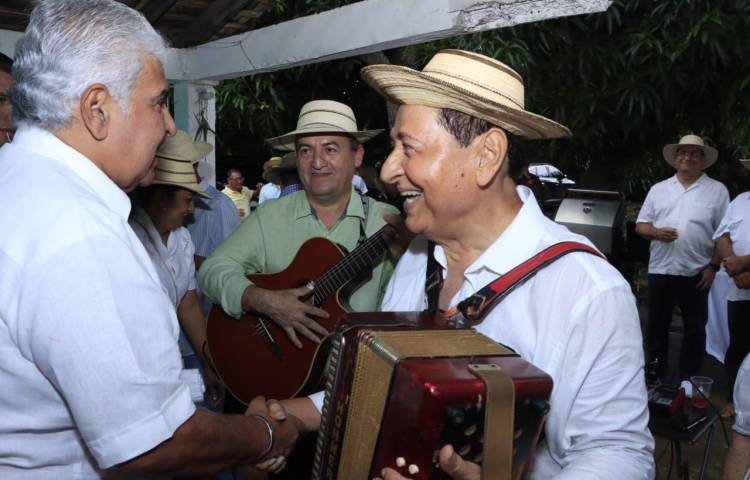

{"left": 0, "top": 1, "right": 299, "bottom": 478}
{"left": 636, "top": 134, "right": 729, "bottom": 385}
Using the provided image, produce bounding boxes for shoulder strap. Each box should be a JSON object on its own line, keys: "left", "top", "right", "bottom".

{"left": 443, "top": 241, "right": 603, "bottom": 327}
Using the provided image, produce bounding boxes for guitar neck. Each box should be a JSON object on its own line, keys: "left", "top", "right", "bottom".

{"left": 313, "top": 226, "right": 389, "bottom": 302}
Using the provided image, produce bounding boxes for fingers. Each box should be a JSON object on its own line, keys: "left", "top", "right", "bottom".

{"left": 255, "top": 455, "right": 286, "bottom": 473}
{"left": 267, "top": 399, "right": 287, "bottom": 421}
{"left": 282, "top": 325, "right": 303, "bottom": 349}
{"left": 439, "top": 444, "right": 482, "bottom": 480}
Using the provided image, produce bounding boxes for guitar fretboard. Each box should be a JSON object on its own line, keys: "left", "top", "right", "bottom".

{"left": 312, "top": 227, "right": 388, "bottom": 304}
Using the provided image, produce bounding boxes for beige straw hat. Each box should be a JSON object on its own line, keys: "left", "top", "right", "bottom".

{"left": 662, "top": 134, "right": 718, "bottom": 170}
{"left": 156, "top": 130, "right": 213, "bottom": 164}
{"left": 261, "top": 156, "right": 283, "bottom": 182}
{"left": 265, "top": 100, "right": 383, "bottom": 151}
{"left": 264, "top": 152, "right": 298, "bottom": 183}
{"left": 360, "top": 49, "right": 570, "bottom": 140}
{"left": 151, "top": 130, "right": 210, "bottom": 197}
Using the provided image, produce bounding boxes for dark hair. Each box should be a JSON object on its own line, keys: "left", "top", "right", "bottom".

{"left": 437, "top": 108, "right": 526, "bottom": 179}
{"left": 226, "top": 168, "right": 242, "bottom": 179}
{"left": 0, "top": 52, "right": 11, "bottom": 75}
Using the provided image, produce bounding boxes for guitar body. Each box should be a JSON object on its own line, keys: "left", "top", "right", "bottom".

{"left": 207, "top": 237, "right": 348, "bottom": 404}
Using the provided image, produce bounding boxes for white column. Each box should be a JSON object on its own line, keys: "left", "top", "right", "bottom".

{"left": 171, "top": 80, "right": 218, "bottom": 186}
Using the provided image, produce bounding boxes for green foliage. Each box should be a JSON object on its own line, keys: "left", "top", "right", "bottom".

{"left": 216, "top": 0, "right": 750, "bottom": 197}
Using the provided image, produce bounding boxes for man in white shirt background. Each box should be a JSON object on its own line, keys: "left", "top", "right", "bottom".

{"left": 0, "top": 52, "right": 14, "bottom": 145}
{"left": 714, "top": 158, "right": 750, "bottom": 418}
{"left": 636, "top": 134, "right": 729, "bottom": 385}
{"left": 0, "top": 0, "right": 298, "bottom": 477}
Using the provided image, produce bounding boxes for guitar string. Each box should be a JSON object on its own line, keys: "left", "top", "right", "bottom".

{"left": 313, "top": 229, "right": 388, "bottom": 300}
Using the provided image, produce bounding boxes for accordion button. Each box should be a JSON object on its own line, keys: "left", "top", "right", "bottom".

{"left": 396, "top": 457, "right": 406, "bottom": 467}
{"left": 408, "top": 464, "right": 420, "bottom": 475}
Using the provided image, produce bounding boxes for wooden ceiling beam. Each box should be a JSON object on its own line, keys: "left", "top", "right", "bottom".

{"left": 174, "top": 0, "right": 256, "bottom": 47}
{"left": 140, "top": 0, "right": 178, "bottom": 24}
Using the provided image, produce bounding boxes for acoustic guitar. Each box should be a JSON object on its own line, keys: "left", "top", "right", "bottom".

{"left": 206, "top": 225, "right": 391, "bottom": 404}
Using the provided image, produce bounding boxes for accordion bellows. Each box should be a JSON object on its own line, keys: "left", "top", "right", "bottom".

{"left": 313, "top": 312, "right": 553, "bottom": 480}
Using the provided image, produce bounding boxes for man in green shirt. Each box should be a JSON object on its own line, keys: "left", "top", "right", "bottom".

{"left": 198, "top": 100, "right": 403, "bottom": 348}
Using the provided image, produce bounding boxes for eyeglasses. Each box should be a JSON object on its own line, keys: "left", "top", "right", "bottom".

{"left": 676, "top": 150, "right": 704, "bottom": 159}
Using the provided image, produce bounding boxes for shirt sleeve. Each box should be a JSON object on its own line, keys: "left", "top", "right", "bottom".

{"left": 635, "top": 188, "right": 655, "bottom": 224}
{"left": 735, "top": 354, "right": 750, "bottom": 436}
{"left": 20, "top": 233, "right": 195, "bottom": 468}
{"left": 713, "top": 198, "right": 740, "bottom": 241}
{"left": 183, "top": 228, "right": 197, "bottom": 292}
{"left": 197, "top": 209, "right": 267, "bottom": 317}
{"left": 542, "top": 285, "right": 655, "bottom": 479}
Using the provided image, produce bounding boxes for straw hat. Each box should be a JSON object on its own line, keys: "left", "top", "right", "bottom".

{"left": 662, "top": 134, "right": 718, "bottom": 170}
{"left": 264, "top": 152, "right": 298, "bottom": 183}
{"left": 265, "top": 100, "right": 383, "bottom": 151}
{"left": 150, "top": 130, "right": 209, "bottom": 197}
{"left": 740, "top": 159, "right": 750, "bottom": 170}
{"left": 157, "top": 130, "right": 213, "bottom": 164}
{"left": 360, "top": 49, "right": 570, "bottom": 140}
{"left": 261, "top": 156, "right": 282, "bottom": 182}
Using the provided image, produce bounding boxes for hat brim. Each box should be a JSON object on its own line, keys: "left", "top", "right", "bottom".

{"left": 360, "top": 64, "right": 570, "bottom": 140}
{"left": 157, "top": 141, "right": 213, "bottom": 164}
{"left": 151, "top": 178, "right": 210, "bottom": 198}
{"left": 265, "top": 127, "right": 383, "bottom": 152}
{"left": 662, "top": 144, "right": 718, "bottom": 170}
{"left": 740, "top": 159, "right": 750, "bottom": 170}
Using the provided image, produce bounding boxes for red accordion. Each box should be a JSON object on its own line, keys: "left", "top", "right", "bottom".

{"left": 312, "top": 312, "right": 553, "bottom": 480}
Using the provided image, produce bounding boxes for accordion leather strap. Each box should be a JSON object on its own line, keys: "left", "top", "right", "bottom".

{"left": 444, "top": 241, "right": 603, "bottom": 327}
{"left": 468, "top": 363, "right": 515, "bottom": 480}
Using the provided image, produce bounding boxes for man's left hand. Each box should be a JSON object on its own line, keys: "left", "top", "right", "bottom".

{"left": 382, "top": 214, "right": 415, "bottom": 261}
{"left": 696, "top": 266, "right": 716, "bottom": 290}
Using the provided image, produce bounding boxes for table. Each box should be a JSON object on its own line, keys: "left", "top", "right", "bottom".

{"left": 649, "top": 403, "right": 720, "bottom": 479}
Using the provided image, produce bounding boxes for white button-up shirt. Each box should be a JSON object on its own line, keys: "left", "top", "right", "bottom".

{"left": 734, "top": 354, "right": 750, "bottom": 436}
{"left": 0, "top": 127, "right": 195, "bottom": 478}
{"left": 381, "top": 187, "right": 654, "bottom": 479}
{"left": 637, "top": 173, "right": 729, "bottom": 276}
{"left": 713, "top": 192, "right": 750, "bottom": 301}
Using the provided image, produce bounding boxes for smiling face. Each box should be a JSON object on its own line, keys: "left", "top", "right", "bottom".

{"left": 674, "top": 145, "right": 705, "bottom": 176}
{"left": 296, "top": 133, "right": 362, "bottom": 205}
{"left": 379, "top": 105, "right": 486, "bottom": 240}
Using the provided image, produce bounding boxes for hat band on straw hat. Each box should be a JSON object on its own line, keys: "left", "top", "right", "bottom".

{"left": 359, "top": 49, "right": 570, "bottom": 140}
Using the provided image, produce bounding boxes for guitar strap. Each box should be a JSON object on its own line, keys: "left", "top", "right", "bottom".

{"left": 425, "top": 241, "right": 603, "bottom": 327}
{"left": 356, "top": 193, "right": 369, "bottom": 247}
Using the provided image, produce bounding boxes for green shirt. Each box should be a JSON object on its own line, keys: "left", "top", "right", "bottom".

{"left": 197, "top": 188, "right": 399, "bottom": 317}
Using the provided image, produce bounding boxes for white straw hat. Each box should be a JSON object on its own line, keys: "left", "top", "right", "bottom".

{"left": 266, "top": 100, "right": 383, "bottom": 151}
{"left": 360, "top": 49, "right": 570, "bottom": 140}
{"left": 662, "top": 134, "right": 718, "bottom": 170}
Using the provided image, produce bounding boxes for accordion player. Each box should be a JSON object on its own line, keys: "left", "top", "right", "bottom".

{"left": 312, "top": 312, "right": 553, "bottom": 480}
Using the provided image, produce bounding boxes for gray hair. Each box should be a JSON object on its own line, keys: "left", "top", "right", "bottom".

{"left": 9, "top": 0, "right": 169, "bottom": 131}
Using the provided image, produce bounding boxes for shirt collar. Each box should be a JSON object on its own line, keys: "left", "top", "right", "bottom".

{"left": 668, "top": 172, "right": 707, "bottom": 191}
{"left": 12, "top": 125, "right": 132, "bottom": 220}
{"left": 433, "top": 186, "right": 547, "bottom": 288}
{"left": 293, "top": 187, "right": 364, "bottom": 221}
{"left": 131, "top": 206, "right": 170, "bottom": 257}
